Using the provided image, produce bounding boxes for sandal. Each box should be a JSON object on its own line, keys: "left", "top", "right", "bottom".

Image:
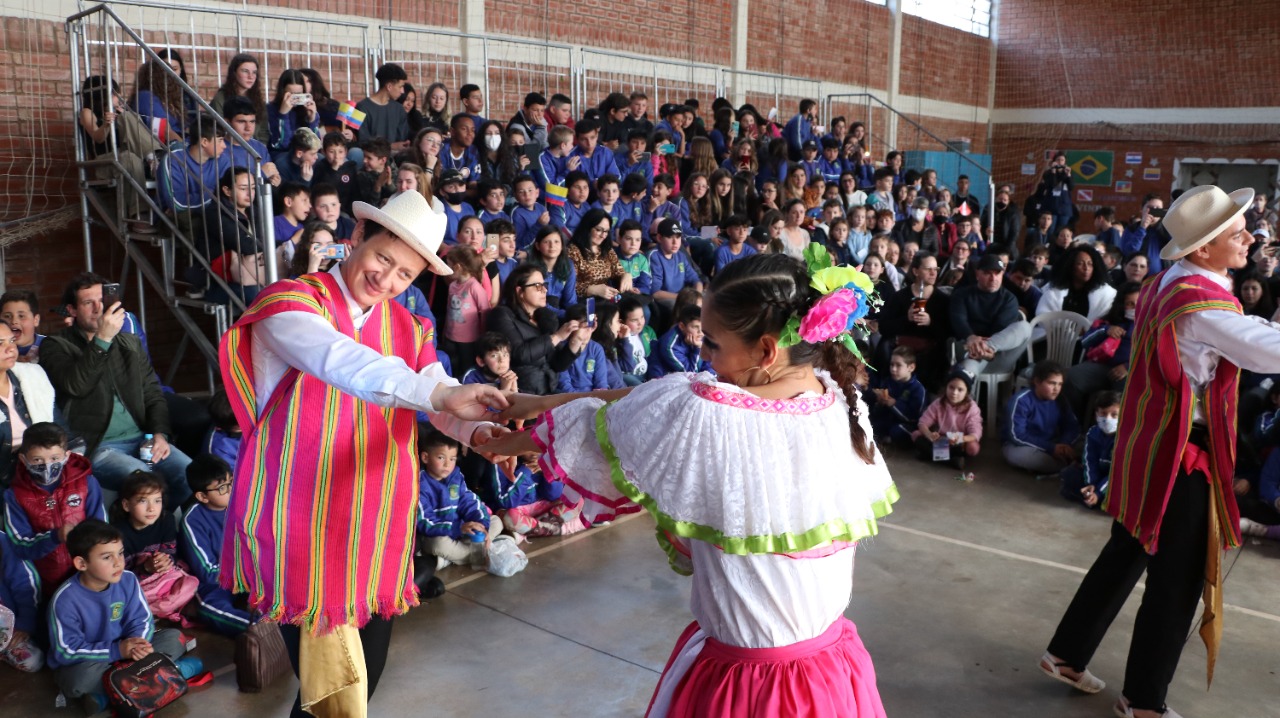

{"left": 1038, "top": 651, "right": 1105, "bottom": 693}
{"left": 1113, "top": 695, "right": 1182, "bottom": 718}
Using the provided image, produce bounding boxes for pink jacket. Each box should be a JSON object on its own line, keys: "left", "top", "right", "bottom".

{"left": 912, "top": 398, "right": 983, "bottom": 443}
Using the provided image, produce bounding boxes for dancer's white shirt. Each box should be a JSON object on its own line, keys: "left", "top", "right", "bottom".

{"left": 247, "top": 265, "right": 489, "bottom": 446}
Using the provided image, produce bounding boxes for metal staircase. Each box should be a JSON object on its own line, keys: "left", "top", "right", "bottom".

{"left": 67, "top": 4, "right": 278, "bottom": 389}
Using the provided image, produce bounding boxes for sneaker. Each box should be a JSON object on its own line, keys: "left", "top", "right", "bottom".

{"left": 80, "top": 691, "right": 108, "bottom": 716}
{"left": 436, "top": 556, "right": 451, "bottom": 571}
{"left": 422, "top": 576, "right": 446, "bottom": 599}
{"left": 1239, "top": 517, "right": 1268, "bottom": 537}
{"left": 173, "top": 655, "right": 204, "bottom": 680}
{"left": 1113, "top": 695, "right": 1182, "bottom": 718}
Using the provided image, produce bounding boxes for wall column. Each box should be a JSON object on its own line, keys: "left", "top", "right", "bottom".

{"left": 728, "top": 0, "right": 750, "bottom": 105}
{"left": 460, "top": 0, "right": 488, "bottom": 107}
{"left": 886, "top": 0, "right": 904, "bottom": 150}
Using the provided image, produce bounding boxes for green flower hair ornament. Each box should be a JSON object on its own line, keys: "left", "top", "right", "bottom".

{"left": 777, "top": 244, "right": 883, "bottom": 361}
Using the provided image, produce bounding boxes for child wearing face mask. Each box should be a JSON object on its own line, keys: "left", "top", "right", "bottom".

{"left": 1059, "top": 392, "right": 1120, "bottom": 509}
{"left": 110, "top": 471, "right": 199, "bottom": 624}
{"left": 1, "top": 422, "right": 104, "bottom": 599}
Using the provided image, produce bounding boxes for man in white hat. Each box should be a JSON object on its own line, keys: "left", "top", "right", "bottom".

{"left": 217, "top": 191, "right": 508, "bottom": 717}
{"left": 1039, "top": 185, "right": 1280, "bottom": 718}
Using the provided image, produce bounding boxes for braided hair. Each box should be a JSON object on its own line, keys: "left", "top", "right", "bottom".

{"left": 708, "top": 253, "right": 877, "bottom": 464}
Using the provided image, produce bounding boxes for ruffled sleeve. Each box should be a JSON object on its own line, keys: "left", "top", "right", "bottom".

{"left": 530, "top": 396, "right": 643, "bottom": 524}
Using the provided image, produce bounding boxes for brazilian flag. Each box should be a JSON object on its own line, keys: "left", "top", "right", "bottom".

{"left": 1065, "top": 151, "right": 1114, "bottom": 187}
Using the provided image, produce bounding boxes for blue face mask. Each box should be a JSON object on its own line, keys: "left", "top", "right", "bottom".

{"left": 24, "top": 458, "right": 66, "bottom": 486}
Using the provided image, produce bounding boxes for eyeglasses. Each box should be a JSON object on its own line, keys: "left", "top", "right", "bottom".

{"left": 591, "top": 225, "right": 610, "bottom": 235}
{"left": 520, "top": 282, "right": 549, "bottom": 291}
{"left": 205, "top": 481, "right": 232, "bottom": 496}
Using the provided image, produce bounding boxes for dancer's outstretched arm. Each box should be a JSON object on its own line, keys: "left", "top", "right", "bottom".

{"left": 498, "top": 387, "right": 633, "bottom": 423}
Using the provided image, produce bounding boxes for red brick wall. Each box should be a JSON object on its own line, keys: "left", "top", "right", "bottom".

{"left": 995, "top": 0, "right": 1280, "bottom": 109}
{"left": 899, "top": 16, "right": 991, "bottom": 109}
{"left": 743, "top": 0, "right": 891, "bottom": 92}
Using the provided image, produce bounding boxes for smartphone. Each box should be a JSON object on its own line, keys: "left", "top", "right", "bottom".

{"left": 523, "top": 143, "right": 541, "bottom": 162}
{"left": 639, "top": 152, "right": 652, "bottom": 164}
{"left": 1148, "top": 207, "right": 1167, "bottom": 218}
{"left": 586, "top": 297, "right": 597, "bottom": 328}
{"left": 101, "top": 282, "right": 122, "bottom": 309}
{"left": 484, "top": 233, "right": 499, "bottom": 252}
{"left": 730, "top": 120, "right": 740, "bottom": 136}
{"left": 322, "top": 244, "right": 348, "bottom": 260}
{"left": 657, "top": 142, "right": 677, "bottom": 155}
{"left": 291, "top": 92, "right": 312, "bottom": 107}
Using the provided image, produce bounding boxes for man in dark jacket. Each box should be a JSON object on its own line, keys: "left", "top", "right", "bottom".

{"left": 950, "top": 254, "right": 1031, "bottom": 376}
{"left": 41, "top": 273, "right": 192, "bottom": 504}
{"left": 986, "top": 186, "right": 1023, "bottom": 249}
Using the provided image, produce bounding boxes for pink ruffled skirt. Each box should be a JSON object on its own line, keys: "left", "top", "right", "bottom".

{"left": 648, "top": 617, "right": 886, "bottom": 718}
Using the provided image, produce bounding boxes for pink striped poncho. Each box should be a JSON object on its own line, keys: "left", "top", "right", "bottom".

{"left": 218, "top": 271, "right": 435, "bottom": 632}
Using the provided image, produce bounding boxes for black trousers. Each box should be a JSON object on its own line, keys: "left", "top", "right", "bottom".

{"left": 1047, "top": 466, "right": 1209, "bottom": 711}
{"left": 280, "top": 616, "right": 395, "bottom": 718}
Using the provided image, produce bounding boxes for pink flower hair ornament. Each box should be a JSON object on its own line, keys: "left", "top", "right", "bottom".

{"left": 777, "top": 244, "right": 882, "bottom": 360}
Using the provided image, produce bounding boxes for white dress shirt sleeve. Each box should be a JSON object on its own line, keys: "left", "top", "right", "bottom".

{"left": 254, "top": 312, "right": 491, "bottom": 447}
{"left": 1177, "top": 310, "right": 1280, "bottom": 375}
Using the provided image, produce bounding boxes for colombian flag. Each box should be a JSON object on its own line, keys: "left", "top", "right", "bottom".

{"left": 545, "top": 182, "right": 568, "bottom": 208}
{"left": 337, "top": 102, "right": 366, "bottom": 130}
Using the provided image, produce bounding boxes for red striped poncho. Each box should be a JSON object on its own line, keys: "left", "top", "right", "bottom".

{"left": 1105, "top": 271, "right": 1242, "bottom": 553}
{"left": 218, "top": 271, "right": 435, "bottom": 632}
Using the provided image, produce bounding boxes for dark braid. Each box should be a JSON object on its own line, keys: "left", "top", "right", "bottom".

{"left": 709, "top": 254, "right": 877, "bottom": 464}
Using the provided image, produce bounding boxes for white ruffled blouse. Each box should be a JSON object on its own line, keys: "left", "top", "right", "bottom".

{"left": 531, "top": 370, "right": 899, "bottom": 649}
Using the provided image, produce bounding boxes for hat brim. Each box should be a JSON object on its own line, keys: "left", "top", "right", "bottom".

{"left": 1160, "top": 188, "right": 1253, "bottom": 261}
{"left": 352, "top": 201, "right": 452, "bottom": 276}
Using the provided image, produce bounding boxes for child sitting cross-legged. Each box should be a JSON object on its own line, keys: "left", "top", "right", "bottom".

{"left": 179, "top": 455, "right": 252, "bottom": 636}
{"left": 462, "top": 332, "right": 520, "bottom": 392}
{"left": 110, "top": 471, "right": 199, "bottom": 625}
{"left": 647, "top": 304, "right": 712, "bottom": 379}
{"left": 0, "top": 534, "right": 43, "bottom": 672}
{"left": 868, "top": 346, "right": 927, "bottom": 449}
{"left": 1003, "top": 360, "right": 1080, "bottom": 476}
{"left": 47, "top": 519, "right": 206, "bottom": 715}
{"left": 415, "top": 429, "right": 502, "bottom": 571}
{"left": 913, "top": 369, "right": 983, "bottom": 480}
{"left": 478, "top": 455, "right": 584, "bottom": 540}
{"left": 1059, "top": 391, "right": 1120, "bottom": 509}
{"left": 2, "top": 422, "right": 105, "bottom": 601}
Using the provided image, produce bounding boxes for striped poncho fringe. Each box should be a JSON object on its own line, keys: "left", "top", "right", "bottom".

{"left": 1105, "top": 271, "right": 1242, "bottom": 553}
{"left": 218, "top": 271, "right": 434, "bottom": 633}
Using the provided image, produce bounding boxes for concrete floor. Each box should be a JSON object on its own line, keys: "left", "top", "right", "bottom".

{"left": 3, "top": 444, "right": 1278, "bottom": 717}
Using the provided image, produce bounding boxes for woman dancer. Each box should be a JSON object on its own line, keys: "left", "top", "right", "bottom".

{"left": 490, "top": 250, "right": 897, "bottom": 717}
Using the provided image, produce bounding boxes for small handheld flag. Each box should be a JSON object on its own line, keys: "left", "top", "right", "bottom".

{"left": 337, "top": 102, "right": 366, "bottom": 130}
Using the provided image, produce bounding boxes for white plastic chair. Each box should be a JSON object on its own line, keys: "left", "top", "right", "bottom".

{"left": 1015, "top": 311, "right": 1092, "bottom": 392}
{"left": 949, "top": 340, "right": 1014, "bottom": 435}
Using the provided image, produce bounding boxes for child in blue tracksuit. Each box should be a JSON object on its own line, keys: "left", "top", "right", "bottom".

{"left": 615, "top": 220, "right": 653, "bottom": 296}
{"left": 0, "top": 535, "right": 42, "bottom": 672}
{"left": 475, "top": 457, "right": 579, "bottom": 538}
{"left": 557, "top": 305, "right": 623, "bottom": 392}
{"left": 461, "top": 332, "right": 520, "bottom": 392}
{"left": 550, "top": 171, "right": 592, "bottom": 235}
{"left": 869, "top": 346, "right": 928, "bottom": 448}
{"left": 179, "top": 455, "right": 252, "bottom": 636}
{"left": 1059, "top": 392, "right": 1119, "bottom": 509}
{"left": 510, "top": 176, "right": 550, "bottom": 253}
{"left": 1003, "top": 361, "right": 1080, "bottom": 475}
{"left": 203, "top": 389, "right": 242, "bottom": 469}
{"left": 648, "top": 305, "right": 711, "bottom": 379}
{"left": 415, "top": 431, "right": 502, "bottom": 568}
{"left": 47, "top": 520, "right": 203, "bottom": 711}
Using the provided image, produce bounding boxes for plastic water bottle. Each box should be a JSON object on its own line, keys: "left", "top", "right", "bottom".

{"left": 468, "top": 531, "right": 487, "bottom": 570}
{"left": 139, "top": 434, "right": 155, "bottom": 467}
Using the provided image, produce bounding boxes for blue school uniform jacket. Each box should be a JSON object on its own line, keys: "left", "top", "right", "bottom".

{"left": 476, "top": 462, "right": 564, "bottom": 511}
{"left": 266, "top": 105, "right": 321, "bottom": 154}
{"left": 493, "top": 256, "right": 519, "bottom": 285}
{"left": 550, "top": 201, "right": 590, "bottom": 235}
{"left": 570, "top": 147, "right": 618, "bottom": 184}
{"left": 648, "top": 250, "right": 700, "bottom": 294}
{"left": 869, "top": 375, "right": 927, "bottom": 429}
{"left": 510, "top": 203, "right": 548, "bottom": 251}
{"left": 784, "top": 114, "right": 815, "bottom": 158}
{"left": 461, "top": 367, "right": 501, "bottom": 387}
{"left": 538, "top": 263, "right": 578, "bottom": 317}
{"left": 478, "top": 209, "right": 508, "bottom": 227}
{"left": 443, "top": 202, "right": 476, "bottom": 246}
{"left": 157, "top": 150, "right": 230, "bottom": 212}
{"left": 1080, "top": 426, "right": 1116, "bottom": 498}
{"left": 639, "top": 201, "right": 688, "bottom": 243}
{"left": 816, "top": 157, "right": 843, "bottom": 184}
{"left": 440, "top": 142, "right": 482, "bottom": 180}
{"left": 416, "top": 468, "right": 491, "bottom": 540}
{"left": 536, "top": 151, "right": 569, "bottom": 201}
{"left": 204, "top": 428, "right": 242, "bottom": 469}
{"left": 179, "top": 503, "right": 227, "bottom": 593}
{"left": 47, "top": 570, "right": 153, "bottom": 669}
{"left": 649, "top": 326, "right": 710, "bottom": 379}
{"left": 614, "top": 151, "right": 654, "bottom": 188}
{"left": 617, "top": 252, "right": 653, "bottom": 295}
{"left": 1003, "top": 389, "right": 1080, "bottom": 451}
{"left": 713, "top": 243, "right": 757, "bottom": 275}
{"left": 558, "top": 340, "right": 621, "bottom": 392}
{"left": 0, "top": 536, "right": 40, "bottom": 633}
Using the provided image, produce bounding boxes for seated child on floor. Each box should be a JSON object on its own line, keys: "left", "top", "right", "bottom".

{"left": 1, "top": 422, "right": 104, "bottom": 600}
{"left": 0, "top": 535, "right": 43, "bottom": 672}
{"left": 869, "top": 346, "right": 927, "bottom": 448}
{"left": 179, "top": 455, "right": 252, "bottom": 636}
{"left": 1059, "top": 392, "right": 1119, "bottom": 509}
{"left": 648, "top": 304, "right": 712, "bottom": 379}
{"left": 203, "top": 389, "right": 242, "bottom": 468}
{"left": 47, "top": 520, "right": 205, "bottom": 713}
{"left": 110, "top": 471, "right": 199, "bottom": 624}
{"left": 913, "top": 369, "right": 982, "bottom": 478}
{"left": 1237, "top": 432, "right": 1280, "bottom": 539}
{"left": 461, "top": 332, "right": 519, "bottom": 392}
{"left": 477, "top": 455, "right": 583, "bottom": 538}
{"left": 1002, "top": 361, "right": 1080, "bottom": 476}
{"left": 415, "top": 430, "right": 502, "bottom": 569}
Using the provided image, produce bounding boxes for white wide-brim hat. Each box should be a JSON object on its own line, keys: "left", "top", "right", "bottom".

{"left": 353, "top": 191, "right": 452, "bottom": 276}
{"left": 1160, "top": 185, "right": 1254, "bottom": 261}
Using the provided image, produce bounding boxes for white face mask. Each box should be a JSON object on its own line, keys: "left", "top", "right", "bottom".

{"left": 911, "top": 208, "right": 927, "bottom": 222}
{"left": 1098, "top": 416, "right": 1119, "bottom": 435}
{"left": 1124, "top": 309, "right": 1136, "bottom": 321}
{"left": 484, "top": 135, "right": 501, "bottom": 152}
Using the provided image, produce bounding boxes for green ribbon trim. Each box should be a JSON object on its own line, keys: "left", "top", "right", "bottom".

{"left": 655, "top": 530, "right": 694, "bottom": 576}
{"left": 593, "top": 404, "right": 901, "bottom": 556}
